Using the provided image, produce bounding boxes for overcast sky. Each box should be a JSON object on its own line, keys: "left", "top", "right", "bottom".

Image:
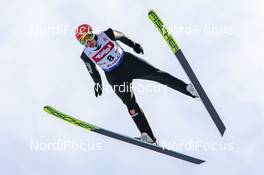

{"left": 1, "top": 0, "right": 264, "bottom": 174}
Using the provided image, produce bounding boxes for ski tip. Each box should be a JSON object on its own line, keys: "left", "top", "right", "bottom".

{"left": 43, "top": 105, "right": 50, "bottom": 109}
{"left": 43, "top": 105, "right": 48, "bottom": 111}
{"left": 148, "top": 9, "right": 156, "bottom": 15}
{"left": 148, "top": 9, "right": 158, "bottom": 18}
{"left": 43, "top": 105, "right": 50, "bottom": 111}
{"left": 43, "top": 105, "right": 54, "bottom": 115}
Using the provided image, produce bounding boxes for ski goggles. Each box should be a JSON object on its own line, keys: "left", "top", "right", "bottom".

{"left": 79, "top": 32, "right": 95, "bottom": 45}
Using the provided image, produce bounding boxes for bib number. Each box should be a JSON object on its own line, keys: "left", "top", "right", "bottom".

{"left": 107, "top": 55, "right": 114, "bottom": 61}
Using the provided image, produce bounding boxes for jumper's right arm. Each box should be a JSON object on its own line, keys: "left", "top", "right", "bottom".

{"left": 80, "top": 52, "right": 102, "bottom": 85}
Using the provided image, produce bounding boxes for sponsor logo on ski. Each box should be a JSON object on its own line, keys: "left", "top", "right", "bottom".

{"left": 148, "top": 10, "right": 179, "bottom": 53}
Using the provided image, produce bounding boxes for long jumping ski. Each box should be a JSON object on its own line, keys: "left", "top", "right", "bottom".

{"left": 43, "top": 105, "right": 205, "bottom": 164}
{"left": 148, "top": 9, "right": 226, "bottom": 136}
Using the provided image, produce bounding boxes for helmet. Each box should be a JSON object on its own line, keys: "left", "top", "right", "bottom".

{"left": 75, "top": 24, "right": 93, "bottom": 42}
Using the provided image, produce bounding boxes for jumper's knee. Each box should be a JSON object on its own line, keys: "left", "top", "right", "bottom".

{"left": 127, "top": 104, "right": 141, "bottom": 117}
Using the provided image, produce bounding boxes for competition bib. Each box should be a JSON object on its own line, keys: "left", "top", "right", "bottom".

{"left": 83, "top": 32, "right": 124, "bottom": 72}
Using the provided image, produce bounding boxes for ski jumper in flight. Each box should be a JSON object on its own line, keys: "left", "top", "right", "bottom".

{"left": 75, "top": 24, "right": 199, "bottom": 144}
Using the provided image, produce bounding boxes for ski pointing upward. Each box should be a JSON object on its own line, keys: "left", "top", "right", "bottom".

{"left": 43, "top": 106, "right": 205, "bottom": 164}
{"left": 148, "top": 9, "right": 226, "bottom": 136}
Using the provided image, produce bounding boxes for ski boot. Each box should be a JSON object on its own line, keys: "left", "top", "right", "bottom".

{"left": 186, "top": 83, "right": 200, "bottom": 99}
{"left": 135, "top": 132, "right": 158, "bottom": 145}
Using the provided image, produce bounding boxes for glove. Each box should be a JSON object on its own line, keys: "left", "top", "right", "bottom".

{"left": 94, "top": 83, "right": 103, "bottom": 97}
{"left": 133, "top": 43, "right": 144, "bottom": 54}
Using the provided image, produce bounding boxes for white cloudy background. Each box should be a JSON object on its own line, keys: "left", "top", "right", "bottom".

{"left": 1, "top": 0, "right": 264, "bottom": 174}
